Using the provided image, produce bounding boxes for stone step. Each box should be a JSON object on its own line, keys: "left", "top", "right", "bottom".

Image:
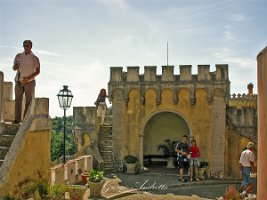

{"left": 0, "top": 146, "right": 9, "bottom": 159}
{"left": 0, "top": 159, "right": 4, "bottom": 168}
{"left": 99, "top": 127, "right": 112, "bottom": 136}
{"left": 104, "top": 116, "right": 112, "bottom": 125}
{"left": 99, "top": 127, "right": 112, "bottom": 131}
{"left": 99, "top": 148, "right": 113, "bottom": 153}
{"left": 99, "top": 140, "right": 113, "bottom": 146}
{"left": 100, "top": 123, "right": 112, "bottom": 127}
{"left": 99, "top": 150, "right": 113, "bottom": 155}
{"left": 98, "top": 145, "right": 113, "bottom": 152}
{"left": 102, "top": 155, "right": 113, "bottom": 162}
{"left": 99, "top": 136, "right": 112, "bottom": 141}
{"left": 0, "top": 123, "right": 20, "bottom": 135}
{"left": 99, "top": 137, "right": 113, "bottom": 142}
{"left": 0, "top": 134, "right": 15, "bottom": 147}
{"left": 98, "top": 120, "right": 114, "bottom": 171}
{"left": 104, "top": 167, "right": 115, "bottom": 173}
{"left": 104, "top": 162, "right": 114, "bottom": 168}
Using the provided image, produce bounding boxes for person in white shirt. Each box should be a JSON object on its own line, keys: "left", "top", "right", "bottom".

{"left": 13, "top": 40, "right": 40, "bottom": 123}
{"left": 239, "top": 142, "right": 256, "bottom": 197}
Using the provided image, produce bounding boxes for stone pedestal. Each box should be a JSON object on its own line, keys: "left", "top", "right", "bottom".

{"left": 211, "top": 96, "right": 226, "bottom": 177}
{"left": 198, "top": 167, "right": 206, "bottom": 179}
{"left": 257, "top": 46, "right": 267, "bottom": 200}
{"left": 89, "top": 180, "right": 104, "bottom": 197}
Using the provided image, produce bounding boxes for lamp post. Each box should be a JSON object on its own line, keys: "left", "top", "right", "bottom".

{"left": 57, "top": 85, "right": 73, "bottom": 164}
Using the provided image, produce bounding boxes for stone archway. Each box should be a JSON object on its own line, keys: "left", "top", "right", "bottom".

{"left": 139, "top": 111, "right": 191, "bottom": 171}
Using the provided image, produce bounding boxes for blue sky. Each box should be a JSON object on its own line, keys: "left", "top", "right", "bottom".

{"left": 1, "top": 0, "right": 266, "bottom": 117}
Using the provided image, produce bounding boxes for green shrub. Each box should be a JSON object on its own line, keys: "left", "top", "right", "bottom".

{"left": 49, "top": 183, "right": 68, "bottom": 200}
{"left": 1, "top": 194, "right": 19, "bottom": 200}
{"left": 89, "top": 169, "right": 104, "bottom": 182}
{"left": 124, "top": 155, "right": 138, "bottom": 164}
{"left": 26, "top": 179, "right": 49, "bottom": 198}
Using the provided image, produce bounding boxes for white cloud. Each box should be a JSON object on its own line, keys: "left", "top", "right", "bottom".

{"left": 35, "top": 50, "right": 67, "bottom": 57}
{"left": 226, "top": 13, "right": 249, "bottom": 23}
{"left": 0, "top": 45, "right": 21, "bottom": 51}
{"left": 0, "top": 45, "right": 66, "bottom": 57}
{"left": 98, "top": 0, "right": 128, "bottom": 15}
{"left": 209, "top": 47, "right": 255, "bottom": 67}
{"left": 224, "top": 30, "right": 235, "bottom": 41}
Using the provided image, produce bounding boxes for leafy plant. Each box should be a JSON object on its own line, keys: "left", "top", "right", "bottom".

{"left": 1, "top": 194, "right": 19, "bottom": 200}
{"left": 200, "top": 161, "right": 209, "bottom": 168}
{"left": 157, "top": 139, "right": 178, "bottom": 157}
{"left": 124, "top": 155, "right": 138, "bottom": 164}
{"left": 48, "top": 183, "right": 68, "bottom": 200}
{"left": 25, "top": 179, "right": 49, "bottom": 198}
{"left": 89, "top": 169, "right": 104, "bottom": 183}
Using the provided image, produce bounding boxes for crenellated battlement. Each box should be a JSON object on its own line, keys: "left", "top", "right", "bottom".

{"left": 227, "top": 85, "right": 257, "bottom": 142}
{"left": 108, "top": 65, "right": 230, "bottom": 104}
{"left": 229, "top": 93, "right": 257, "bottom": 108}
{"left": 109, "top": 64, "right": 229, "bottom": 83}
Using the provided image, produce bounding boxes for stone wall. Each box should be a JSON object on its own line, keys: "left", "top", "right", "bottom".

{"left": 71, "top": 64, "right": 257, "bottom": 179}
{"left": 72, "top": 106, "right": 104, "bottom": 170}
{"left": 108, "top": 65, "right": 230, "bottom": 176}
{"left": 0, "top": 98, "right": 51, "bottom": 197}
{"left": 225, "top": 93, "right": 257, "bottom": 178}
{"left": 0, "top": 71, "right": 52, "bottom": 197}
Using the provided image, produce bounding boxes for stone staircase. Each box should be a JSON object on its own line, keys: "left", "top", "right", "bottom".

{"left": 0, "top": 123, "right": 19, "bottom": 168}
{"left": 98, "top": 125, "right": 114, "bottom": 172}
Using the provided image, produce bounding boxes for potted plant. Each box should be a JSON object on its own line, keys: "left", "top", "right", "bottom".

{"left": 68, "top": 185, "right": 87, "bottom": 200}
{"left": 157, "top": 139, "right": 178, "bottom": 168}
{"left": 88, "top": 169, "right": 105, "bottom": 198}
{"left": 124, "top": 155, "right": 138, "bottom": 174}
{"left": 198, "top": 161, "right": 209, "bottom": 179}
{"left": 81, "top": 170, "right": 89, "bottom": 185}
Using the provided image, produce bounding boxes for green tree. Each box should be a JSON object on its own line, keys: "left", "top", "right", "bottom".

{"left": 51, "top": 116, "right": 77, "bottom": 162}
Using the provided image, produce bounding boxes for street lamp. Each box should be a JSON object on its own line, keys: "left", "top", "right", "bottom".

{"left": 57, "top": 85, "right": 73, "bottom": 164}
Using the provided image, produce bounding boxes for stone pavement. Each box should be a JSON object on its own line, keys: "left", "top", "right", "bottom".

{"left": 82, "top": 165, "right": 257, "bottom": 200}
{"left": 83, "top": 170, "right": 246, "bottom": 200}
{"left": 111, "top": 172, "right": 241, "bottom": 200}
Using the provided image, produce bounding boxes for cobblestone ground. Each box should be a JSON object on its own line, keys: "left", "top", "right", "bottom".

{"left": 110, "top": 172, "right": 241, "bottom": 200}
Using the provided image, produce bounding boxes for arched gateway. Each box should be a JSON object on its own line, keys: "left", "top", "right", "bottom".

{"left": 141, "top": 111, "right": 191, "bottom": 170}
{"left": 108, "top": 65, "right": 230, "bottom": 176}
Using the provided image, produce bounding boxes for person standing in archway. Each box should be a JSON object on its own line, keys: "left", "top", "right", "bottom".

{"left": 175, "top": 135, "right": 189, "bottom": 182}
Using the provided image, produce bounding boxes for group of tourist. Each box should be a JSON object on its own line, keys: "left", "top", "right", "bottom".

{"left": 175, "top": 135, "right": 201, "bottom": 182}
{"left": 175, "top": 134, "right": 257, "bottom": 198}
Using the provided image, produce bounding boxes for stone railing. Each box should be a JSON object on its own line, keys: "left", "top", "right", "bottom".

{"left": 51, "top": 155, "right": 93, "bottom": 185}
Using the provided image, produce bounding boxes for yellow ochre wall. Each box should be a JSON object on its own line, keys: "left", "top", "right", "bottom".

{"left": 124, "top": 88, "right": 213, "bottom": 165}
{"left": 0, "top": 130, "right": 51, "bottom": 197}
{"left": 225, "top": 127, "right": 252, "bottom": 178}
